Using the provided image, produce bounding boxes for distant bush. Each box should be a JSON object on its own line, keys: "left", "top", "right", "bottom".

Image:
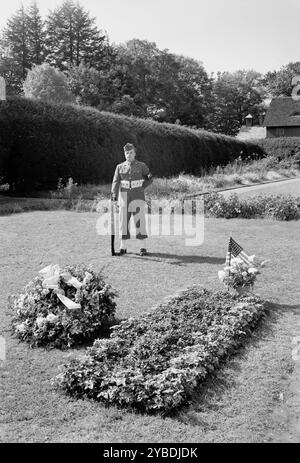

{"left": 0, "top": 97, "right": 264, "bottom": 192}
{"left": 53, "top": 287, "right": 266, "bottom": 413}
{"left": 258, "top": 137, "right": 300, "bottom": 161}
{"left": 23, "top": 63, "right": 75, "bottom": 105}
{"left": 206, "top": 193, "right": 300, "bottom": 220}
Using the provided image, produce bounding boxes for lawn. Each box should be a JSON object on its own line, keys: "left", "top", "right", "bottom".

{"left": 1, "top": 211, "right": 300, "bottom": 442}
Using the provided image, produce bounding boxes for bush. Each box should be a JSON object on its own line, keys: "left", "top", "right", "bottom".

{"left": 257, "top": 137, "right": 300, "bottom": 160}
{"left": 10, "top": 264, "right": 117, "bottom": 349}
{"left": 23, "top": 63, "right": 75, "bottom": 104}
{"left": 53, "top": 287, "right": 266, "bottom": 413}
{"left": 263, "top": 194, "right": 300, "bottom": 220}
{"left": 205, "top": 193, "right": 300, "bottom": 220}
{"left": 0, "top": 97, "right": 264, "bottom": 192}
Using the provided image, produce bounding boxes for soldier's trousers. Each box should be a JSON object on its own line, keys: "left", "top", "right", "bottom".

{"left": 119, "top": 198, "right": 148, "bottom": 240}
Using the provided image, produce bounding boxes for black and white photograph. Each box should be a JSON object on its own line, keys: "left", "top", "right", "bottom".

{"left": 1, "top": 0, "right": 300, "bottom": 448}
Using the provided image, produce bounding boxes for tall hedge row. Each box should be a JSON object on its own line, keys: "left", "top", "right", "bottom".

{"left": 257, "top": 137, "right": 300, "bottom": 159}
{"left": 0, "top": 97, "right": 264, "bottom": 192}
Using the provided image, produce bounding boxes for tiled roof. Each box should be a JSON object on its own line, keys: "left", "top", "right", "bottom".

{"left": 264, "top": 97, "right": 300, "bottom": 127}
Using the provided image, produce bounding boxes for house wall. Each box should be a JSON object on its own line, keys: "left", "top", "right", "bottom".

{"left": 266, "top": 126, "right": 300, "bottom": 138}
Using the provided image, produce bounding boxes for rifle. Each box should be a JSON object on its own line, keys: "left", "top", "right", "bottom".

{"left": 110, "top": 195, "right": 119, "bottom": 256}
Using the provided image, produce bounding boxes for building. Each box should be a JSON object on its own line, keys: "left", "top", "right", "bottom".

{"left": 264, "top": 97, "right": 300, "bottom": 138}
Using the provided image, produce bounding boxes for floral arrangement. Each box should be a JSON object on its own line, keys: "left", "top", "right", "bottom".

{"left": 53, "top": 287, "right": 266, "bottom": 414}
{"left": 218, "top": 255, "right": 267, "bottom": 291}
{"left": 9, "top": 264, "right": 117, "bottom": 349}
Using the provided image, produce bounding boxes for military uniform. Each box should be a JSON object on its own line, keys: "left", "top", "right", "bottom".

{"left": 111, "top": 159, "right": 152, "bottom": 240}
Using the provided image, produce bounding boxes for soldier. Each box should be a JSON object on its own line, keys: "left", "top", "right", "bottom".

{"left": 111, "top": 143, "right": 153, "bottom": 255}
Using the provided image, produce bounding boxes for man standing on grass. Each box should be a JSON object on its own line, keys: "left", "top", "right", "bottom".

{"left": 111, "top": 143, "right": 153, "bottom": 256}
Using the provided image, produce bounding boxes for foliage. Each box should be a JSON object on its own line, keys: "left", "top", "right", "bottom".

{"left": 10, "top": 264, "right": 117, "bottom": 349}
{"left": 88, "top": 39, "right": 214, "bottom": 126}
{"left": 51, "top": 176, "right": 78, "bottom": 199}
{"left": 53, "top": 287, "right": 266, "bottom": 413}
{"left": 23, "top": 63, "right": 75, "bottom": 103}
{"left": 26, "top": 2, "right": 46, "bottom": 65}
{"left": 206, "top": 70, "right": 267, "bottom": 135}
{"left": 45, "top": 0, "right": 112, "bottom": 71}
{"left": 0, "top": 2, "right": 45, "bottom": 94}
{"left": 258, "top": 137, "right": 300, "bottom": 162}
{"left": 0, "top": 1, "right": 114, "bottom": 95}
{"left": 66, "top": 62, "right": 113, "bottom": 107}
{"left": 0, "top": 4, "right": 272, "bottom": 130}
{"left": 262, "top": 62, "right": 300, "bottom": 97}
{"left": 0, "top": 97, "right": 264, "bottom": 193}
{"left": 206, "top": 192, "right": 300, "bottom": 220}
{"left": 0, "top": 6, "right": 30, "bottom": 93}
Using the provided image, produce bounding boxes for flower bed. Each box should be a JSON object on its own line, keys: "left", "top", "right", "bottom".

{"left": 53, "top": 287, "right": 267, "bottom": 413}
{"left": 10, "top": 264, "right": 117, "bottom": 349}
{"left": 206, "top": 193, "right": 300, "bottom": 220}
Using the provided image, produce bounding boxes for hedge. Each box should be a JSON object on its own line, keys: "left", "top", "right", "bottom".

{"left": 0, "top": 97, "right": 264, "bottom": 192}
{"left": 53, "top": 287, "right": 266, "bottom": 414}
{"left": 257, "top": 137, "right": 300, "bottom": 160}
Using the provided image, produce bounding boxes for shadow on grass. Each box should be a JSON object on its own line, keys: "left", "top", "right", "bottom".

{"left": 174, "top": 301, "right": 300, "bottom": 425}
{"left": 125, "top": 252, "right": 225, "bottom": 266}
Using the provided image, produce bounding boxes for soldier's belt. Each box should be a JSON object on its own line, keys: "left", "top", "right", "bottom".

{"left": 120, "top": 179, "right": 144, "bottom": 189}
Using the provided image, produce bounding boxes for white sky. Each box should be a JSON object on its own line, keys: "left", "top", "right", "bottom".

{"left": 0, "top": 0, "right": 299, "bottom": 74}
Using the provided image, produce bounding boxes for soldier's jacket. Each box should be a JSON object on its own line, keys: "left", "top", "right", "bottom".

{"left": 111, "top": 160, "right": 153, "bottom": 202}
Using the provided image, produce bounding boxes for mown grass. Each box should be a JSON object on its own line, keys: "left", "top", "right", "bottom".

{"left": 1, "top": 211, "right": 300, "bottom": 442}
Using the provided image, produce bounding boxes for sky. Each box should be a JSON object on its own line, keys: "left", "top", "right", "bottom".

{"left": 0, "top": 0, "right": 299, "bottom": 75}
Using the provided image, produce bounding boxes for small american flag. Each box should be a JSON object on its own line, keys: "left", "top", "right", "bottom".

{"left": 225, "top": 237, "right": 251, "bottom": 268}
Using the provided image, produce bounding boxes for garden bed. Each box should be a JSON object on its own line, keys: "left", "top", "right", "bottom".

{"left": 205, "top": 193, "right": 300, "bottom": 220}
{"left": 54, "top": 287, "right": 267, "bottom": 414}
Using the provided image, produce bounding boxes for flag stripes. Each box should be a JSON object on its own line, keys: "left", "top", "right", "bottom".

{"left": 225, "top": 237, "right": 251, "bottom": 267}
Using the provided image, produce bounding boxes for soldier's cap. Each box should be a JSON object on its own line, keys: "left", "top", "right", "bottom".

{"left": 124, "top": 143, "right": 136, "bottom": 152}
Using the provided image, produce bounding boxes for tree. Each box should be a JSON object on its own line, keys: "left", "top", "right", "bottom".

{"left": 26, "top": 1, "right": 45, "bottom": 65}
{"left": 207, "top": 70, "right": 265, "bottom": 135}
{"left": 45, "top": 0, "right": 112, "bottom": 71}
{"left": 167, "top": 54, "right": 213, "bottom": 126}
{"left": 0, "top": 6, "right": 29, "bottom": 92}
{"left": 109, "top": 40, "right": 213, "bottom": 126}
{"left": 67, "top": 62, "right": 117, "bottom": 107}
{"left": 0, "top": 2, "right": 46, "bottom": 94}
{"left": 263, "top": 62, "right": 300, "bottom": 97}
{"left": 23, "top": 62, "right": 75, "bottom": 104}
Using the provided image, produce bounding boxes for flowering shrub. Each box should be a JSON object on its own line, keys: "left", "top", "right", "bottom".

{"left": 53, "top": 287, "right": 266, "bottom": 413}
{"left": 206, "top": 193, "right": 242, "bottom": 218}
{"left": 206, "top": 193, "right": 300, "bottom": 220}
{"left": 218, "top": 255, "right": 267, "bottom": 290}
{"left": 263, "top": 194, "right": 300, "bottom": 221}
{"left": 10, "top": 264, "right": 117, "bottom": 349}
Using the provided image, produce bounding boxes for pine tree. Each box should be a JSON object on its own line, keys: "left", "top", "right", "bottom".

{"left": 0, "top": 5, "right": 29, "bottom": 89}
{"left": 0, "top": 2, "right": 46, "bottom": 93}
{"left": 26, "top": 1, "right": 46, "bottom": 65}
{"left": 45, "top": 0, "right": 111, "bottom": 70}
